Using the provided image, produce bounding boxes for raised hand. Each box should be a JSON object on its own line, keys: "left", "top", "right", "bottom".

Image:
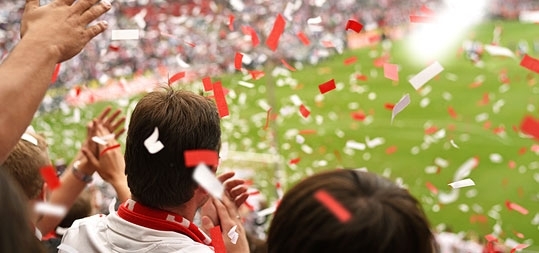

{"left": 21, "top": 0, "right": 111, "bottom": 63}
{"left": 201, "top": 196, "right": 249, "bottom": 253}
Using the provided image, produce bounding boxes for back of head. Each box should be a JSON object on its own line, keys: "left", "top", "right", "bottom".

{"left": 125, "top": 88, "right": 221, "bottom": 210}
{"left": 0, "top": 169, "right": 45, "bottom": 253}
{"left": 2, "top": 132, "right": 49, "bottom": 200}
{"left": 267, "top": 169, "right": 435, "bottom": 253}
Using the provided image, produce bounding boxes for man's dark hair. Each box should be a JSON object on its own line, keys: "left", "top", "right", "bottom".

{"left": 125, "top": 88, "right": 221, "bottom": 210}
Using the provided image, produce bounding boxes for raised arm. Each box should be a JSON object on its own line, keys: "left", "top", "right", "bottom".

{"left": 0, "top": 0, "right": 111, "bottom": 163}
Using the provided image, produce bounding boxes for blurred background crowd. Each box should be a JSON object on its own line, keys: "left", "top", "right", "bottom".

{"left": 1, "top": 0, "right": 539, "bottom": 113}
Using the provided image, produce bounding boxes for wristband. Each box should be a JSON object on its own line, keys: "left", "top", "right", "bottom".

{"left": 72, "top": 160, "right": 93, "bottom": 184}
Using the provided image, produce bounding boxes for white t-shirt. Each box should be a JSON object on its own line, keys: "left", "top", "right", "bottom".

{"left": 58, "top": 212, "right": 214, "bottom": 253}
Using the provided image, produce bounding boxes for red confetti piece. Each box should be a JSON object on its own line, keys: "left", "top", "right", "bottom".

{"left": 266, "top": 14, "right": 286, "bottom": 51}
{"left": 242, "top": 26, "right": 259, "bottom": 47}
{"left": 234, "top": 52, "right": 243, "bottom": 70}
{"left": 100, "top": 144, "right": 121, "bottom": 157}
{"left": 202, "top": 76, "right": 213, "bottom": 92}
{"left": 469, "top": 214, "right": 488, "bottom": 224}
{"left": 299, "top": 104, "right": 310, "bottom": 118}
{"left": 356, "top": 74, "right": 368, "bottom": 81}
{"left": 40, "top": 165, "right": 60, "bottom": 190}
{"left": 343, "top": 56, "right": 357, "bottom": 65}
{"left": 384, "top": 103, "right": 395, "bottom": 110}
{"left": 485, "top": 234, "right": 497, "bottom": 242}
{"left": 508, "top": 160, "right": 516, "bottom": 169}
{"left": 296, "top": 32, "right": 310, "bottom": 45}
{"left": 469, "top": 80, "right": 483, "bottom": 88}
{"left": 51, "top": 63, "right": 61, "bottom": 83}
{"left": 314, "top": 189, "right": 351, "bottom": 223}
{"left": 263, "top": 108, "right": 272, "bottom": 130}
{"left": 373, "top": 54, "right": 389, "bottom": 67}
{"left": 168, "top": 71, "right": 185, "bottom": 85}
{"left": 505, "top": 200, "right": 529, "bottom": 215}
{"left": 280, "top": 59, "right": 297, "bottom": 71}
{"left": 409, "top": 15, "right": 435, "bottom": 23}
{"left": 289, "top": 157, "right": 301, "bottom": 165}
{"left": 108, "top": 44, "right": 120, "bottom": 51}
{"left": 345, "top": 19, "right": 363, "bottom": 33}
{"left": 298, "top": 129, "right": 317, "bottom": 135}
{"left": 321, "top": 40, "right": 334, "bottom": 48}
{"left": 318, "top": 79, "right": 336, "bottom": 94}
{"left": 425, "top": 181, "right": 438, "bottom": 195}
{"left": 75, "top": 86, "right": 82, "bottom": 97}
{"left": 209, "top": 226, "right": 226, "bottom": 253}
{"left": 184, "top": 150, "right": 219, "bottom": 167}
{"left": 520, "top": 115, "right": 539, "bottom": 139}
{"left": 520, "top": 54, "right": 539, "bottom": 73}
{"left": 420, "top": 5, "right": 435, "bottom": 15}
{"left": 425, "top": 126, "right": 438, "bottom": 135}
{"left": 228, "top": 14, "right": 235, "bottom": 31}
{"left": 448, "top": 106, "right": 458, "bottom": 119}
{"left": 513, "top": 230, "right": 525, "bottom": 239}
{"left": 249, "top": 70, "right": 265, "bottom": 80}
{"left": 510, "top": 244, "right": 529, "bottom": 253}
{"left": 385, "top": 145, "right": 397, "bottom": 155}
{"left": 478, "top": 92, "right": 489, "bottom": 106}
{"left": 383, "top": 63, "right": 399, "bottom": 81}
{"left": 213, "top": 81, "right": 229, "bottom": 118}
{"left": 351, "top": 111, "right": 366, "bottom": 121}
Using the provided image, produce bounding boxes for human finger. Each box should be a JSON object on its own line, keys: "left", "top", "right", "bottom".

{"left": 233, "top": 193, "right": 249, "bottom": 208}
{"left": 217, "top": 171, "right": 235, "bottom": 183}
{"left": 71, "top": 0, "right": 101, "bottom": 14}
{"left": 84, "top": 21, "right": 109, "bottom": 41}
{"left": 103, "top": 109, "right": 122, "bottom": 128}
{"left": 81, "top": 147, "right": 99, "bottom": 170}
{"left": 96, "top": 106, "right": 112, "bottom": 123}
{"left": 114, "top": 128, "right": 126, "bottom": 139}
{"left": 80, "top": 1, "right": 112, "bottom": 25}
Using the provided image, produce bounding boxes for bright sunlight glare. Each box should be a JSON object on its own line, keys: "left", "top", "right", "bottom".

{"left": 405, "top": 0, "right": 491, "bottom": 64}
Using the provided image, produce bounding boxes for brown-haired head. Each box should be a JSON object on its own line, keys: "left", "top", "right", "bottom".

{"left": 125, "top": 88, "right": 221, "bottom": 210}
{"left": 2, "top": 132, "right": 49, "bottom": 199}
{"left": 268, "top": 169, "right": 436, "bottom": 253}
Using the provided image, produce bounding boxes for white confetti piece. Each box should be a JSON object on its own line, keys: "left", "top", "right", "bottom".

{"left": 256, "top": 205, "right": 277, "bottom": 217}
{"left": 35, "top": 202, "right": 67, "bottom": 217}
{"left": 307, "top": 16, "right": 322, "bottom": 24}
{"left": 409, "top": 61, "right": 444, "bottom": 90}
{"left": 454, "top": 157, "right": 478, "bottom": 181}
{"left": 484, "top": 44, "right": 515, "bottom": 58}
{"left": 290, "top": 95, "right": 302, "bottom": 106}
{"left": 238, "top": 81, "right": 255, "bottom": 88}
{"left": 21, "top": 133, "right": 38, "bottom": 146}
{"left": 144, "top": 127, "right": 164, "bottom": 154}
{"left": 91, "top": 134, "right": 115, "bottom": 145}
{"left": 448, "top": 178, "right": 475, "bottom": 189}
{"left": 365, "top": 136, "right": 384, "bottom": 148}
{"left": 193, "top": 164, "right": 224, "bottom": 200}
{"left": 391, "top": 94, "right": 410, "bottom": 123}
{"left": 434, "top": 157, "right": 449, "bottom": 168}
{"left": 450, "top": 139, "right": 460, "bottom": 149}
{"left": 489, "top": 153, "right": 503, "bottom": 163}
{"left": 111, "top": 29, "right": 140, "bottom": 40}
{"left": 228, "top": 225, "right": 239, "bottom": 244}
{"left": 346, "top": 140, "right": 366, "bottom": 150}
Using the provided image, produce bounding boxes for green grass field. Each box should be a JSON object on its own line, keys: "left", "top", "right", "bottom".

{"left": 34, "top": 20, "right": 539, "bottom": 248}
